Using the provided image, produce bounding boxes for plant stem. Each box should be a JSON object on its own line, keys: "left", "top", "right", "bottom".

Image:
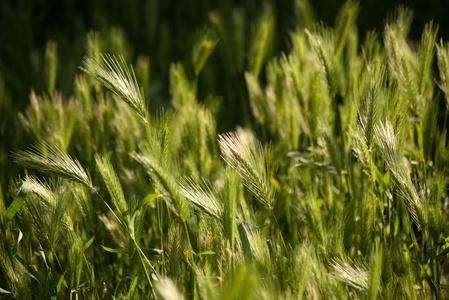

{"left": 182, "top": 219, "right": 193, "bottom": 250}
{"left": 134, "top": 239, "right": 158, "bottom": 300}
{"left": 157, "top": 198, "right": 166, "bottom": 276}
{"left": 94, "top": 187, "right": 159, "bottom": 297}
{"left": 93, "top": 189, "right": 128, "bottom": 233}
{"left": 271, "top": 209, "right": 287, "bottom": 256}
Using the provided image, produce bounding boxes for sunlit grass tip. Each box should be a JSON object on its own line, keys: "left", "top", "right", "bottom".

{"left": 12, "top": 143, "right": 93, "bottom": 189}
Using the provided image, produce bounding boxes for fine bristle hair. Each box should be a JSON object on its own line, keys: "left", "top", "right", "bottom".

{"left": 374, "top": 121, "right": 425, "bottom": 229}
{"left": 12, "top": 143, "right": 92, "bottom": 189}
{"left": 131, "top": 149, "right": 191, "bottom": 222}
{"left": 81, "top": 54, "right": 148, "bottom": 123}
{"left": 330, "top": 259, "right": 369, "bottom": 292}
{"left": 218, "top": 132, "right": 275, "bottom": 209}
{"left": 95, "top": 154, "right": 128, "bottom": 219}
{"left": 179, "top": 177, "right": 223, "bottom": 219}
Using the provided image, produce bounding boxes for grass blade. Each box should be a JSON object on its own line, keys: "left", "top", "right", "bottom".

{"left": 100, "top": 245, "right": 128, "bottom": 254}
{"left": 130, "top": 194, "right": 159, "bottom": 237}
{"left": 6, "top": 181, "right": 30, "bottom": 220}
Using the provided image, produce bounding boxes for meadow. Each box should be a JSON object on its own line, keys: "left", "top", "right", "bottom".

{"left": 1, "top": 1, "right": 449, "bottom": 299}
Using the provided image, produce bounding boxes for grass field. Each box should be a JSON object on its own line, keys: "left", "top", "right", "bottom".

{"left": 1, "top": 1, "right": 449, "bottom": 299}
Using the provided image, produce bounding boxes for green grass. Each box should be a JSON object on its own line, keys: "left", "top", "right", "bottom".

{"left": 1, "top": 1, "right": 449, "bottom": 299}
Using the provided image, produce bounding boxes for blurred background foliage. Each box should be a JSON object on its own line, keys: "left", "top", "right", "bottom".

{"left": 1, "top": 0, "right": 448, "bottom": 191}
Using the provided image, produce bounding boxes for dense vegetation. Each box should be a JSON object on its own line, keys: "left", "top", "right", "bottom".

{"left": 1, "top": 0, "right": 449, "bottom": 299}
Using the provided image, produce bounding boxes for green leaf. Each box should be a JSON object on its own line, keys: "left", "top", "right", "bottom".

{"left": 83, "top": 234, "right": 96, "bottom": 251}
{"left": 114, "top": 276, "right": 130, "bottom": 297}
{"left": 26, "top": 265, "right": 46, "bottom": 287}
{"left": 90, "top": 263, "right": 95, "bottom": 294}
{"left": 437, "top": 247, "right": 449, "bottom": 258}
{"left": 6, "top": 181, "right": 29, "bottom": 220}
{"left": 100, "top": 245, "right": 128, "bottom": 254}
{"left": 197, "top": 251, "right": 215, "bottom": 256}
{"left": 155, "top": 260, "right": 169, "bottom": 267}
{"left": 56, "top": 272, "right": 66, "bottom": 293}
{"left": 131, "top": 194, "right": 159, "bottom": 237}
{"left": 12, "top": 229, "right": 23, "bottom": 257}
{"left": 0, "top": 288, "right": 11, "bottom": 294}
{"left": 238, "top": 224, "right": 252, "bottom": 263}
{"left": 127, "top": 276, "right": 139, "bottom": 299}
{"left": 192, "top": 27, "right": 218, "bottom": 76}
{"left": 24, "top": 267, "right": 46, "bottom": 296}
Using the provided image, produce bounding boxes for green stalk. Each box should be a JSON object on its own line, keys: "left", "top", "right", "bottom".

{"left": 271, "top": 209, "right": 287, "bottom": 256}
{"left": 93, "top": 190, "right": 127, "bottom": 233}
{"left": 157, "top": 198, "right": 166, "bottom": 276}
{"left": 443, "top": 105, "right": 448, "bottom": 135}
{"left": 50, "top": 244, "right": 63, "bottom": 272}
{"left": 134, "top": 239, "right": 158, "bottom": 300}
{"left": 93, "top": 188, "right": 159, "bottom": 296}
{"left": 83, "top": 255, "right": 96, "bottom": 300}
{"left": 182, "top": 219, "right": 193, "bottom": 251}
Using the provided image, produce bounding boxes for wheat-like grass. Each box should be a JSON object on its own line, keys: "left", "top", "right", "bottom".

{"left": 218, "top": 132, "right": 275, "bottom": 209}
{"left": 179, "top": 177, "right": 223, "bottom": 219}
{"left": 81, "top": 54, "right": 148, "bottom": 123}
{"left": 12, "top": 143, "right": 92, "bottom": 189}
{"left": 374, "top": 121, "right": 425, "bottom": 229}
{"left": 95, "top": 154, "right": 128, "bottom": 218}
{"left": 330, "top": 259, "right": 369, "bottom": 292}
{"left": 5, "top": 3, "right": 449, "bottom": 299}
{"left": 249, "top": 5, "right": 275, "bottom": 77}
{"left": 131, "top": 149, "right": 191, "bottom": 223}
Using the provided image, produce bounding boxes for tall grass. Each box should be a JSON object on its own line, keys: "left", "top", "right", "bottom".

{"left": 1, "top": 1, "right": 449, "bottom": 299}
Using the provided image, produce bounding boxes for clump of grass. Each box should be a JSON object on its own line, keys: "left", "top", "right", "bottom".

{"left": 3, "top": 1, "right": 449, "bottom": 299}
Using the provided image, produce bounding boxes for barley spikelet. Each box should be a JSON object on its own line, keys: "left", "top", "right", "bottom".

{"left": 218, "top": 132, "right": 275, "bottom": 209}
{"left": 95, "top": 154, "right": 128, "bottom": 218}
{"left": 81, "top": 54, "right": 148, "bottom": 123}
{"left": 12, "top": 143, "right": 92, "bottom": 189}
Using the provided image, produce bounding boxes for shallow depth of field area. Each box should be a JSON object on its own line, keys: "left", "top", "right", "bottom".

{"left": 1, "top": 0, "right": 449, "bottom": 299}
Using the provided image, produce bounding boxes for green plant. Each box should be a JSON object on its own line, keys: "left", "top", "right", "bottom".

{"left": 2, "top": 1, "right": 449, "bottom": 299}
